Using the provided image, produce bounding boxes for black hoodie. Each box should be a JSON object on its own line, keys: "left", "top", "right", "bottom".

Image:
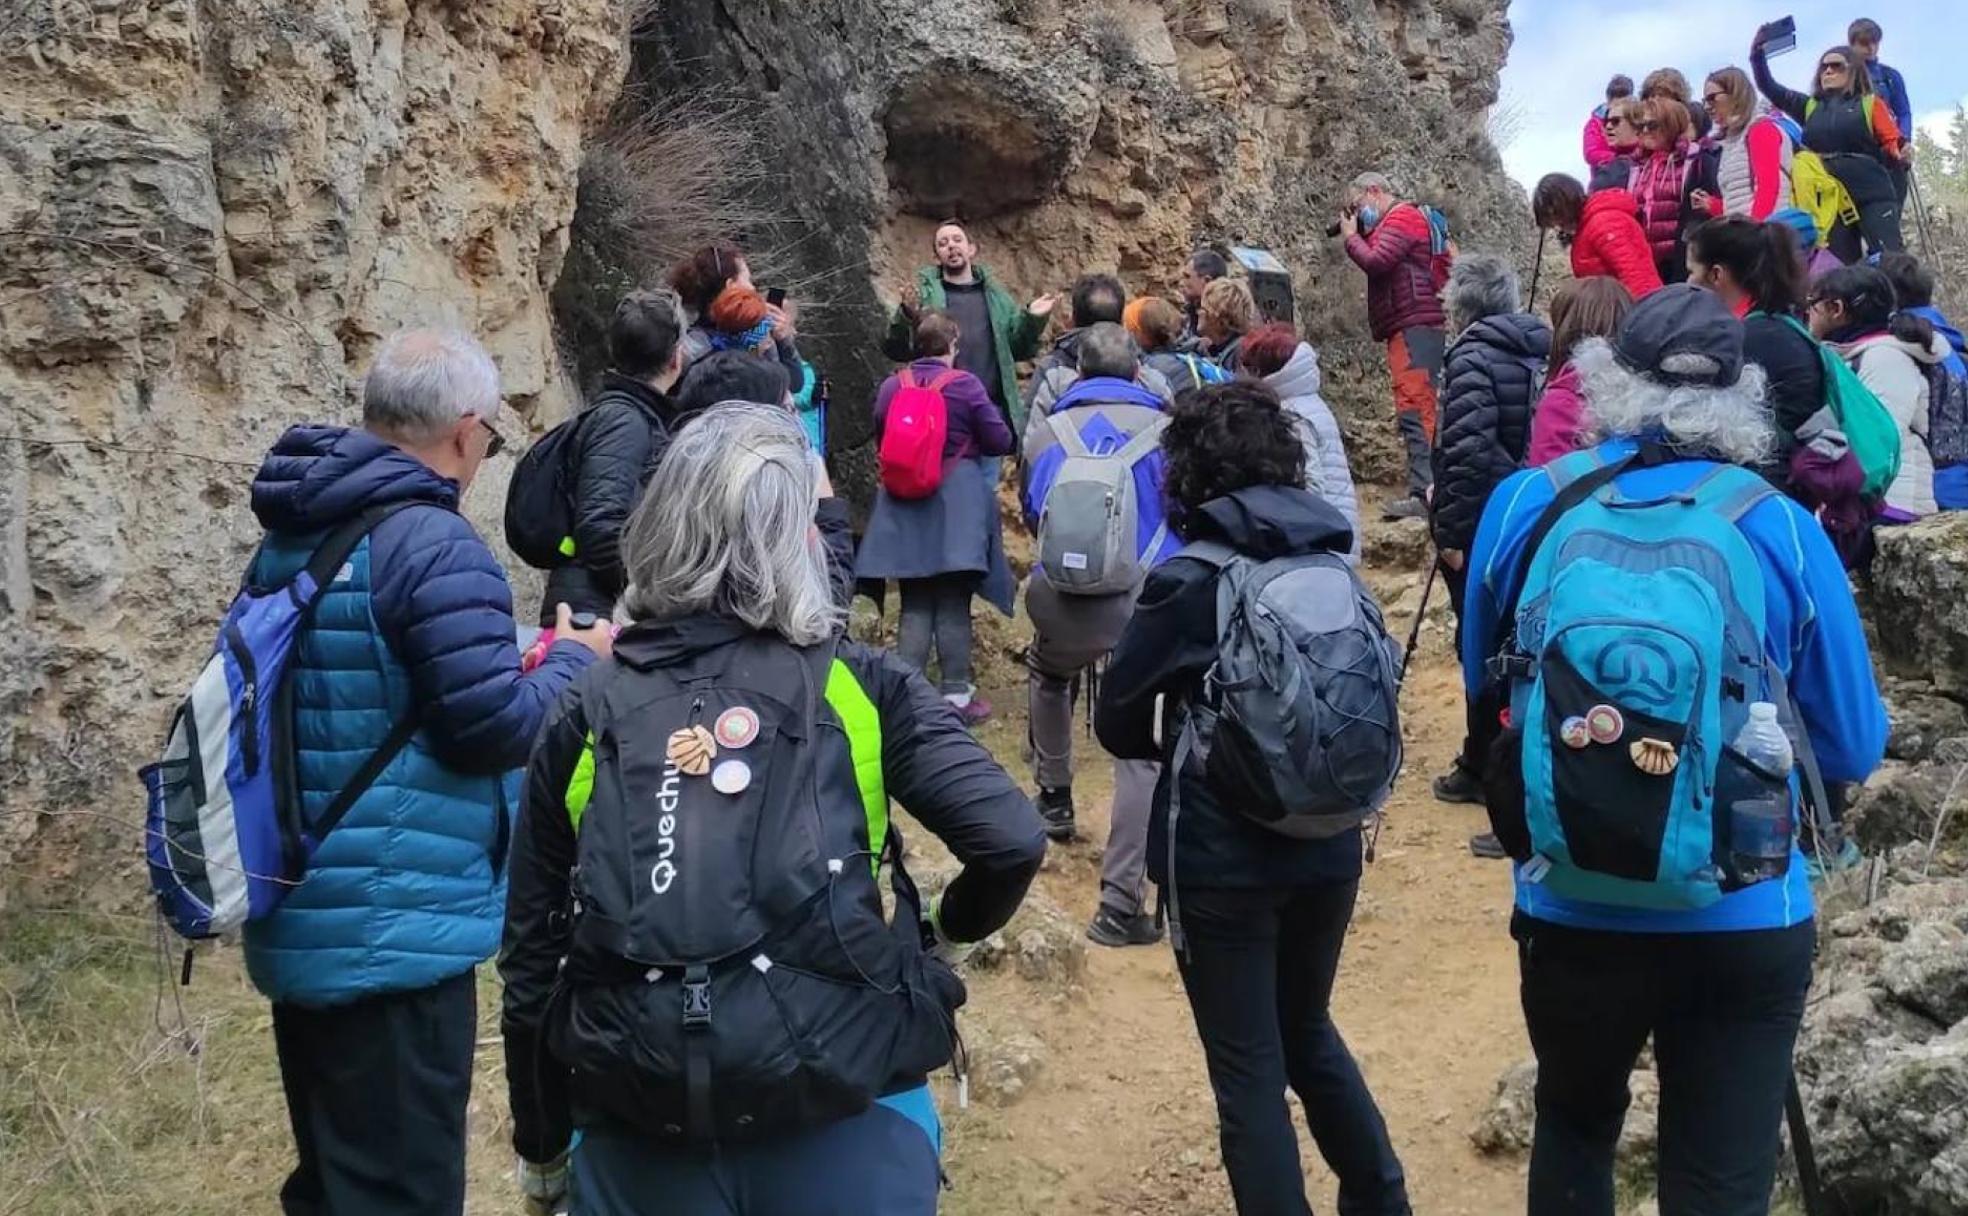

{"left": 1095, "top": 485, "right": 1363, "bottom": 890}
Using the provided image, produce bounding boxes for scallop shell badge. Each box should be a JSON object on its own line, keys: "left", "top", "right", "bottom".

{"left": 1630, "top": 737, "right": 1680, "bottom": 776}
{"left": 665, "top": 725, "right": 717, "bottom": 777}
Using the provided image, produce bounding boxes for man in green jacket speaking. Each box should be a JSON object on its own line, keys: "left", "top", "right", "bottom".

{"left": 885, "top": 220, "right": 1056, "bottom": 436}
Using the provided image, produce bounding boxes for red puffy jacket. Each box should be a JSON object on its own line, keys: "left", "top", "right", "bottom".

{"left": 1571, "top": 190, "right": 1664, "bottom": 299}
{"left": 1345, "top": 203, "right": 1446, "bottom": 342}
{"left": 1631, "top": 143, "right": 1693, "bottom": 259}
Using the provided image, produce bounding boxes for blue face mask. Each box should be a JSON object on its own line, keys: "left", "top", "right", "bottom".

{"left": 1357, "top": 206, "right": 1382, "bottom": 233}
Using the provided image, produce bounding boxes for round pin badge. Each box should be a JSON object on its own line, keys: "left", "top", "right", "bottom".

{"left": 711, "top": 758, "right": 753, "bottom": 796}
{"left": 1585, "top": 704, "right": 1626, "bottom": 745}
{"left": 1559, "top": 716, "right": 1592, "bottom": 750}
{"left": 714, "top": 706, "right": 760, "bottom": 750}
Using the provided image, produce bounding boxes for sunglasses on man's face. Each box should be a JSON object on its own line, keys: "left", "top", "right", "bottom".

{"left": 476, "top": 417, "right": 507, "bottom": 459}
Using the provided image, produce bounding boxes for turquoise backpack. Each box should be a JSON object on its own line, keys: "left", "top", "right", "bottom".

{"left": 1483, "top": 446, "right": 1824, "bottom": 909}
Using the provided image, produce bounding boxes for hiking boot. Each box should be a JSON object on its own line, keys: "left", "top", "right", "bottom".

{"left": 1469, "top": 832, "right": 1508, "bottom": 860}
{"left": 1036, "top": 785, "right": 1076, "bottom": 842}
{"left": 1087, "top": 905, "right": 1163, "bottom": 948}
{"left": 1805, "top": 836, "right": 1864, "bottom": 879}
{"left": 1432, "top": 765, "right": 1484, "bottom": 806}
{"left": 1382, "top": 495, "right": 1428, "bottom": 521}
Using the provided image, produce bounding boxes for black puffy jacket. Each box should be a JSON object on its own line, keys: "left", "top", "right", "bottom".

{"left": 1430, "top": 313, "right": 1551, "bottom": 554}
{"left": 1095, "top": 485, "right": 1364, "bottom": 892}
{"left": 500, "top": 617, "right": 1046, "bottom": 1161}
{"left": 537, "top": 374, "right": 687, "bottom": 625}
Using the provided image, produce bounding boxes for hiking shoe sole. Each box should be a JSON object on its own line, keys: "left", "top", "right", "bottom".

{"left": 1469, "top": 832, "right": 1509, "bottom": 860}
{"left": 1432, "top": 773, "right": 1484, "bottom": 805}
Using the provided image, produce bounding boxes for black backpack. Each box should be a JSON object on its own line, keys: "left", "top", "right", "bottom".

{"left": 546, "top": 634, "right": 962, "bottom": 1144}
{"left": 503, "top": 410, "right": 590, "bottom": 570}
{"left": 1173, "top": 541, "right": 1403, "bottom": 838}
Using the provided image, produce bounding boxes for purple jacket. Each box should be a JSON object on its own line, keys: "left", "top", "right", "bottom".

{"left": 874, "top": 360, "right": 1013, "bottom": 460}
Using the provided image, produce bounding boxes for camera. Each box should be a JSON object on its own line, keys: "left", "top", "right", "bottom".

{"left": 1325, "top": 207, "right": 1358, "bottom": 239}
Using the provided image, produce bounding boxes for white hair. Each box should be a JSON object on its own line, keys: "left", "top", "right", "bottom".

{"left": 1349, "top": 171, "right": 1393, "bottom": 196}
{"left": 619, "top": 401, "right": 840, "bottom": 645}
{"left": 1445, "top": 253, "right": 1521, "bottom": 332}
{"left": 362, "top": 328, "right": 502, "bottom": 442}
{"left": 1575, "top": 338, "right": 1775, "bottom": 465}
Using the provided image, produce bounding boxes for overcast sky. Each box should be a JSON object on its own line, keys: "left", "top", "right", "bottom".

{"left": 1497, "top": 1, "right": 1968, "bottom": 191}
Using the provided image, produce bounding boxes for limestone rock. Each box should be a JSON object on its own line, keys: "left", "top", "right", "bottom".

{"left": 1884, "top": 680, "right": 1968, "bottom": 763}
{"left": 633, "top": 0, "right": 1530, "bottom": 487}
{"left": 967, "top": 887, "right": 1087, "bottom": 986}
{"left": 1870, "top": 514, "right": 1968, "bottom": 694}
{"left": 967, "top": 1025, "right": 1050, "bottom": 1106}
{"left": 1362, "top": 515, "right": 1433, "bottom": 572}
{"left": 1472, "top": 1056, "right": 1658, "bottom": 1167}
{"left": 1848, "top": 760, "right": 1966, "bottom": 856}
{"left": 1798, "top": 876, "right": 1968, "bottom": 1214}
{"left": 0, "top": 1, "right": 626, "bottom": 888}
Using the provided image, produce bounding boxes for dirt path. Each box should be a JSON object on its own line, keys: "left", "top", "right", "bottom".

{"left": 937, "top": 650, "right": 1532, "bottom": 1215}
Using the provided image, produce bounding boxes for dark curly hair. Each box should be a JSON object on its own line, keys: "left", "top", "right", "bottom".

{"left": 1161, "top": 381, "right": 1306, "bottom": 538}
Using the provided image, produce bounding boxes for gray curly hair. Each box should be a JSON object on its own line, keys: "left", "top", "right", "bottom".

{"left": 618, "top": 401, "right": 840, "bottom": 644}
{"left": 1445, "top": 253, "right": 1521, "bottom": 333}
{"left": 1575, "top": 338, "right": 1774, "bottom": 465}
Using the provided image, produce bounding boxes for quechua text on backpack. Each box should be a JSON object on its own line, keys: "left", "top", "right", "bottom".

{"left": 546, "top": 636, "right": 964, "bottom": 1143}
{"left": 1035, "top": 412, "right": 1170, "bottom": 595}
{"left": 142, "top": 503, "right": 420, "bottom": 939}
{"left": 878, "top": 367, "right": 959, "bottom": 500}
{"left": 1479, "top": 447, "right": 1831, "bottom": 909}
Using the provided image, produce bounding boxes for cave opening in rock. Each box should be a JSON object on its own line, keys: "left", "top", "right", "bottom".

{"left": 882, "top": 70, "right": 1064, "bottom": 220}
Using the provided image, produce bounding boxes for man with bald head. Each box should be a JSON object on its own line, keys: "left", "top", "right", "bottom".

{"left": 239, "top": 327, "right": 609, "bottom": 1214}
{"left": 885, "top": 219, "right": 1056, "bottom": 436}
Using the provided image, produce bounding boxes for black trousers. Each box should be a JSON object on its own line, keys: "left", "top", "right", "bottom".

{"left": 1514, "top": 914, "right": 1816, "bottom": 1216}
{"left": 272, "top": 970, "right": 477, "bottom": 1216}
{"left": 1174, "top": 883, "right": 1411, "bottom": 1216}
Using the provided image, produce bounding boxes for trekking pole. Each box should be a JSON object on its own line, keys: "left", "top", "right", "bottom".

{"left": 1908, "top": 168, "right": 1938, "bottom": 257}
{"left": 1398, "top": 553, "right": 1440, "bottom": 686}
{"left": 1527, "top": 228, "right": 1547, "bottom": 313}
{"left": 1786, "top": 1073, "right": 1832, "bottom": 1216}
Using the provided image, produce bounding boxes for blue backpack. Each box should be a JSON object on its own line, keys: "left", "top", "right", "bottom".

{"left": 1481, "top": 447, "right": 1826, "bottom": 909}
{"left": 142, "top": 503, "right": 419, "bottom": 939}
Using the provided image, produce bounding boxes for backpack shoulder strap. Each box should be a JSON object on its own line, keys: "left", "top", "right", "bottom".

{"left": 1175, "top": 539, "right": 1237, "bottom": 569}
{"left": 1044, "top": 408, "right": 1089, "bottom": 457}
{"left": 1686, "top": 463, "right": 1779, "bottom": 524}
{"left": 928, "top": 368, "right": 961, "bottom": 392}
{"left": 300, "top": 501, "right": 420, "bottom": 595}
{"left": 898, "top": 367, "right": 917, "bottom": 390}
{"left": 285, "top": 500, "right": 427, "bottom": 850}
{"left": 1113, "top": 414, "right": 1172, "bottom": 464}
{"left": 1494, "top": 447, "right": 1651, "bottom": 661}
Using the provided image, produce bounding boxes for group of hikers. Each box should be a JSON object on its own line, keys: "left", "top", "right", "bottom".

{"left": 135, "top": 11, "right": 1959, "bottom": 1216}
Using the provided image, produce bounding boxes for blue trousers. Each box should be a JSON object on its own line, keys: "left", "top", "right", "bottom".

{"left": 572, "top": 1091, "right": 941, "bottom": 1215}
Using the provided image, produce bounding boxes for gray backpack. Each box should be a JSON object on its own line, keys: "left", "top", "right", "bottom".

{"left": 1036, "top": 413, "right": 1170, "bottom": 595}
{"left": 1173, "top": 541, "right": 1402, "bottom": 838}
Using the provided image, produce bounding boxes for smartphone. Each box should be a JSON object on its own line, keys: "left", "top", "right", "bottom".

{"left": 765, "top": 287, "right": 787, "bottom": 308}
{"left": 1759, "top": 16, "right": 1797, "bottom": 57}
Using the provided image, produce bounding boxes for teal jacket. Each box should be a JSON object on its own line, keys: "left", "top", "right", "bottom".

{"left": 885, "top": 263, "right": 1046, "bottom": 435}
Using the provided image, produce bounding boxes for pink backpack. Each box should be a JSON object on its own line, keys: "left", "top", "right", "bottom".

{"left": 879, "top": 367, "right": 958, "bottom": 499}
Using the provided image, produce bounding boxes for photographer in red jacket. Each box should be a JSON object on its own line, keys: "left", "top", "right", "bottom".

{"left": 1340, "top": 171, "right": 1447, "bottom": 518}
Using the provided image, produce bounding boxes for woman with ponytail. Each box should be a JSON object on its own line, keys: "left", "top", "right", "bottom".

{"left": 1686, "top": 217, "right": 1821, "bottom": 478}
{"left": 1807, "top": 264, "right": 1947, "bottom": 520}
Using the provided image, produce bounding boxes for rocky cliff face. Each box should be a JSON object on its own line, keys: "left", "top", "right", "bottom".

{"left": 635, "top": 0, "right": 1529, "bottom": 483}
{"left": 0, "top": 2, "right": 624, "bottom": 890}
